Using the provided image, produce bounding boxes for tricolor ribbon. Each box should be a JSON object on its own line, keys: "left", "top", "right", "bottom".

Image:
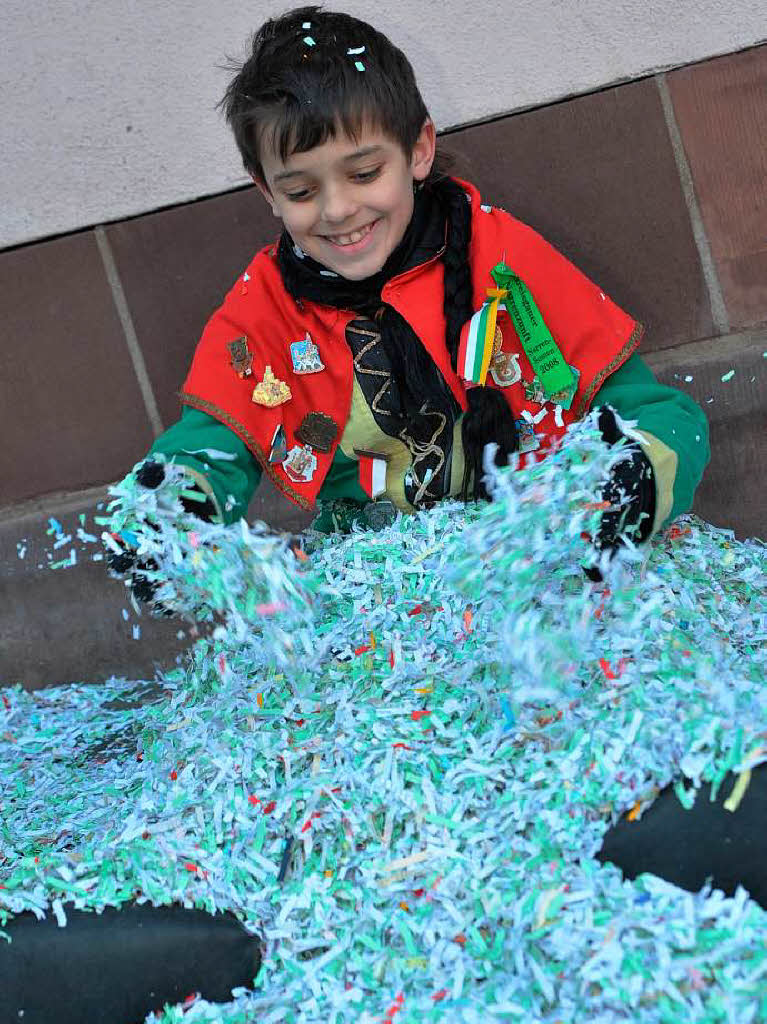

{"left": 458, "top": 263, "right": 574, "bottom": 399}
{"left": 457, "top": 286, "right": 506, "bottom": 386}
{"left": 355, "top": 449, "right": 388, "bottom": 499}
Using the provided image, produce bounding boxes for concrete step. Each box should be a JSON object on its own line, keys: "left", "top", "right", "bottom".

{"left": 0, "top": 481, "right": 312, "bottom": 691}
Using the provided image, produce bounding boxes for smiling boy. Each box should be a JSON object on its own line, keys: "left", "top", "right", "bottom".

{"left": 255, "top": 124, "right": 435, "bottom": 281}
{"left": 117, "top": 5, "right": 708, "bottom": 572}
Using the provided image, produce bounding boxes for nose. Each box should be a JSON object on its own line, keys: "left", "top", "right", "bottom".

{"left": 320, "top": 181, "right": 358, "bottom": 226}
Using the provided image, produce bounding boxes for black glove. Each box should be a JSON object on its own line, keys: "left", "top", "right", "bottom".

{"left": 584, "top": 407, "right": 656, "bottom": 582}
{"left": 136, "top": 460, "right": 218, "bottom": 522}
{"left": 106, "top": 459, "right": 217, "bottom": 613}
{"left": 106, "top": 531, "right": 171, "bottom": 614}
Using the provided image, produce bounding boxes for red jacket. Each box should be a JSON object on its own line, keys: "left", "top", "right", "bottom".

{"left": 182, "top": 179, "right": 642, "bottom": 510}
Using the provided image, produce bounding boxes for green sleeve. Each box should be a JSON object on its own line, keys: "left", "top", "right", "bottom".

{"left": 147, "top": 406, "right": 369, "bottom": 530}
{"left": 148, "top": 406, "right": 262, "bottom": 524}
{"left": 593, "top": 352, "right": 710, "bottom": 530}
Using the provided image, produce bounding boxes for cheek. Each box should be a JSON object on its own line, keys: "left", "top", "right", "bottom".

{"left": 381, "top": 179, "right": 414, "bottom": 222}
{"left": 281, "top": 207, "right": 314, "bottom": 236}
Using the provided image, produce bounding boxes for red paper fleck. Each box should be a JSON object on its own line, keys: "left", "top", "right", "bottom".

{"left": 170, "top": 770, "right": 178, "bottom": 781}
{"left": 184, "top": 862, "right": 198, "bottom": 872}
{"left": 262, "top": 801, "right": 276, "bottom": 814}
{"left": 667, "top": 525, "right": 690, "bottom": 541}
{"left": 384, "top": 991, "right": 406, "bottom": 1020}
{"left": 407, "top": 603, "right": 443, "bottom": 618}
{"left": 599, "top": 657, "right": 617, "bottom": 680}
{"left": 392, "top": 743, "right": 412, "bottom": 750}
{"left": 248, "top": 795, "right": 260, "bottom": 806}
{"left": 300, "top": 812, "right": 322, "bottom": 834}
{"left": 411, "top": 709, "right": 430, "bottom": 721}
{"left": 432, "top": 989, "right": 448, "bottom": 1003}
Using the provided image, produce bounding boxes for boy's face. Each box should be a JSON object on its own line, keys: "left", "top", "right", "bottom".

{"left": 255, "top": 120, "right": 436, "bottom": 281}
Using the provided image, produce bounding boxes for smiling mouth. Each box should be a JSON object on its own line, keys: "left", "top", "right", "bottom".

{"left": 323, "top": 220, "right": 379, "bottom": 246}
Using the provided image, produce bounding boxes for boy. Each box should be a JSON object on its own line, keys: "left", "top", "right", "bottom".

{"left": 112, "top": 5, "right": 709, "bottom": 595}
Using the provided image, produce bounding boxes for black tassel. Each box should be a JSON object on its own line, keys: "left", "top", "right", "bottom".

{"left": 461, "top": 387, "right": 519, "bottom": 501}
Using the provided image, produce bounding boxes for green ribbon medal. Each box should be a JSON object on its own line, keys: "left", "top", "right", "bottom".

{"left": 490, "top": 262, "right": 573, "bottom": 399}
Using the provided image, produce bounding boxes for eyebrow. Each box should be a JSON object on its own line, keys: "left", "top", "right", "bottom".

{"left": 273, "top": 145, "right": 385, "bottom": 183}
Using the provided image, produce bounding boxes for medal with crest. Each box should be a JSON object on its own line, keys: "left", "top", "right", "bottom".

{"left": 227, "top": 336, "right": 253, "bottom": 378}
{"left": 489, "top": 326, "right": 522, "bottom": 387}
{"left": 290, "top": 333, "right": 325, "bottom": 374}
{"left": 283, "top": 444, "right": 318, "bottom": 484}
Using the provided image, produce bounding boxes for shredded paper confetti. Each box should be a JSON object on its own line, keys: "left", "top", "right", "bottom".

{"left": 2, "top": 420, "right": 766, "bottom": 1022}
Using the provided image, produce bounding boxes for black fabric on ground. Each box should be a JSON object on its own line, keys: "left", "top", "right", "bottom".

{"left": 597, "top": 764, "right": 767, "bottom": 909}
{"left": 0, "top": 902, "right": 261, "bottom": 1024}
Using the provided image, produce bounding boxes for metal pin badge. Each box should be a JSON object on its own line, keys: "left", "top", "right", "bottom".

{"left": 227, "top": 337, "right": 253, "bottom": 378}
{"left": 296, "top": 412, "right": 338, "bottom": 453}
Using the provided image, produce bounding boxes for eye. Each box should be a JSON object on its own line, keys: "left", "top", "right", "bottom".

{"left": 284, "top": 188, "right": 314, "bottom": 202}
{"left": 353, "top": 166, "right": 382, "bottom": 182}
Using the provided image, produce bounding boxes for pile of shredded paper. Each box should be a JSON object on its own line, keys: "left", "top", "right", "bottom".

{"left": 2, "top": 420, "right": 766, "bottom": 1023}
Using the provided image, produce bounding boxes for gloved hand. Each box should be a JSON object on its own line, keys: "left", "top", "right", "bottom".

{"left": 584, "top": 407, "right": 656, "bottom": 582}
{"left": 106, "top": 459, "right": 217, "bottom": 614}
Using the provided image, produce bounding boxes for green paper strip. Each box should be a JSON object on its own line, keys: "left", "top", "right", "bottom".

{"left": 491, "top": 262, "right": 573, "bottom": 397}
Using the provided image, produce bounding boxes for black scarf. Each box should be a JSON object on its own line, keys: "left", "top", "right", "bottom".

{"left": 277, "top": 182, "right": 461, "bottom": 420}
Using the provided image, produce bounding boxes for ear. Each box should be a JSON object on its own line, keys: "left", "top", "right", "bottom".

{"left": 411, "top": 119, "right": 437, "bottom": 183}
{"left": 252, "top": 175, "right": 280, "bottom": 217}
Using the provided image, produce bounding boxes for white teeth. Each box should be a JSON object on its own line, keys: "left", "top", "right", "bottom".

{"left": 326, "top": 221, "right": 376, "bottom": 246}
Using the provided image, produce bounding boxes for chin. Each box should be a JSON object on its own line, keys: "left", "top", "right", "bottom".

{"left": 336, "top": 259, "right": 385, "bottom": 281}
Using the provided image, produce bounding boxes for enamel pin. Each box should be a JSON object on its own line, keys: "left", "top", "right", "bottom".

{"left": 296, "top": 412, "right": 338, "bottom": 453}
{"left": 283, "top": 444, "right": 317, "bottom": 484}
{"left": 227, "top": 336, "right": 253, "bottom": 378}
{"left": 290, "top": 333, "right": 325, "bottom": 374}
{"left": 548, "top": 365, "right": 580, "bottom": 410}
{"left": 490, "top": 351, "right": 521, "bottom": 388}
{"left": 251, "top": 365, "right": 292, "bottom": 407}
{"left": 523, "top": 365, "right": 580, "bottom": 410}
{"left": 522, "top": 377, "right": 547, "bottom": 406}
{"left": 515, "top": 418, "right": 540, "bottom": 454}
{"left": 268, "top": 423, "right": 288, "bottom": 464}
